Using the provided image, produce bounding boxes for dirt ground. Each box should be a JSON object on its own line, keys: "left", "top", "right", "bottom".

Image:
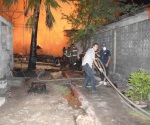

{"left": 0, "top": 79, "right": 84, "bottom": 125}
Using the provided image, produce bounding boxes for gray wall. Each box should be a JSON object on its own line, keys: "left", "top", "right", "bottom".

{"left": 91, "top": 11, "right": 150, "bottom": 85}
{"left": 0, "top": 16, "right": 13, "bottom": 79}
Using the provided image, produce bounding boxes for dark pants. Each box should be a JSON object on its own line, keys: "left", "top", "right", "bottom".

{"left": 82, "top": 64, "right": 96, "bottom": 91}
{"left": 100, "top": 66, "right": 109, "bottom": 81}
{"left": 76, "top": 57, "right": 82, "bottom": 70}
{"left": 72, "top": 56, "right": 77, "bottom": 65}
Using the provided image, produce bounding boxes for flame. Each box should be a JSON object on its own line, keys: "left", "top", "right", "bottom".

{"left": 0, "top": 1, "right": 74, "bottom": 56}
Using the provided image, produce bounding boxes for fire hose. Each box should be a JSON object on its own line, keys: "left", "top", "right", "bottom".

{"left": 37, "top": 59, "right": 150, "bottom": 117}
{"left": 96, "top": 58, "right": 150, "bottom": 117}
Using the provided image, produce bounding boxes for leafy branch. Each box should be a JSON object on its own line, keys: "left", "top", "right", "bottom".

{"left": 62, "top": 0, "right": 139, "bottom": 49}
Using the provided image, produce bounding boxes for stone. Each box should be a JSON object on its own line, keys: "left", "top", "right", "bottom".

{"left": 0, "top": 79, "right": 7, "bottom": 89}
{"left": 0, "top": 79, "right": 7, "bottom": 94}
{"left": 0, "top": 97, "right": 5, "bottom": 107}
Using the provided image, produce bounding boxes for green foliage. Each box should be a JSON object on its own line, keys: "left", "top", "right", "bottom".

{"left": 45, "top": 0, "right": 60, "bottom": 8}
{"left": 71, "top": 24, "right": 96, "bottom": 44}
{"left": 28, "top": 0, "right": 41, "bottom": 9}
{"left": 63, "top": 0, "right": 139, "bottom": 45}
{"left": 126, "top": 69, "right": 150, "bottom": 101}
{"left": 45, "top": 5, "right": 55, "bottom": 28}
{"left": 2, "top": 0, "right": 18, "bottom": 7}
{"left": 2, "top": 0, "right": 67, "bottom": 29}
{"left": 26, "top": 15, "right": 34, "bottom": 28}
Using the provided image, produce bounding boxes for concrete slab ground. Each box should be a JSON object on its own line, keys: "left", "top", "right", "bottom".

{"left": 0, "top": 66, "right": 149, "bottom": 125}
{"left": 7, "top": 77, "right": 25, "bottom": 87}
{"left": 78, "top": 86, "right": 150, "bottom": 125}
{"left": 0, "top": 78, "right": 84, "bottom": 125}
{"left": 65, "top": 70, "right": 150, "bottom": 125}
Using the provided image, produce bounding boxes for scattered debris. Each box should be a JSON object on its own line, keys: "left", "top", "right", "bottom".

{"left": 58, "top": 85, "right": 81, "bottom": 108}
{"left": 28, "top": 82, "right": 47, "bottom": 93}
{"left": 50, "top": 71, "right": 62, "bottom": 79}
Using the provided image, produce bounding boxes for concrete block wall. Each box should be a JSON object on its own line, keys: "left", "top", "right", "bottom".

{"left": 91, "top": 10, "right": 150, "bottom": 84}
{"left": 115, "top": 19, "right": 150, "bottom": 78}
{"left": 0, "top": 16, "right": 13, "bottom": 79}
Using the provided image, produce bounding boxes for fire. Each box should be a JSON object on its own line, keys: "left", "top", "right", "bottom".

{"left": 0, "top": 1, "right": 74, "bottom": 56}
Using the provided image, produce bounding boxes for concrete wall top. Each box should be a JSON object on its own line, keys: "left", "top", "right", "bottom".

{"left": 105, "top": 11, "right": 149, "bottom": 31}
{"left": 0, "top": 16, "right": 13, "bottom": 27}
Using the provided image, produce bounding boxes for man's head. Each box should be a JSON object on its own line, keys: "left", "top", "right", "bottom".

{"left": 92, "top": 43, "right": 98, "bottom": 52}
{"left": 102, "top": 44, "right": 106, "bottom": 51}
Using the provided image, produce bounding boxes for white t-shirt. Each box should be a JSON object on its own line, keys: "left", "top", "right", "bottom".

{"left": 82, "top": 48, "right": 95, "bottom": 68}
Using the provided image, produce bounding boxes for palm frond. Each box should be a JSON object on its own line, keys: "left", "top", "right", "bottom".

{"left": 45, "top": 5, "right": 55, "bottom": 29}
{"left": 24, "top": 7, "right": 29, "bottom": 16}
{"left": 27, "top": 0, "right": 41, "bottom": 10}
{"left": 60, "top": 0, "right": 67, "bottom": 3}
{"left": 45, "top": 0, "right": 60, "bottom": 9}
{"left": 24, "top": 0, "right": 41, "bottom": 16}
{"left": 26, "top": 15, "right": 34, "bottom": 28}
{"left": 2, "top": 0, "right": 18, "bottom": 7}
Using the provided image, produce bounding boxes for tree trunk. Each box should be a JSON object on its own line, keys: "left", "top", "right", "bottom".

{"left": 28, "top": 4, "right": 40, "bottom": 71}
{"left": 82, "top": 37, "right": 88, "bottom": 52}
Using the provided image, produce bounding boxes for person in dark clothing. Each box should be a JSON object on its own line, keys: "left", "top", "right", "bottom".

{"left": 96, "top": 44, "right": 111, "bottom": 85}
{"left": 75, "top": 52, "right": 84, "bottom": 70}
{"left": 66, "top": 47, "right": 71, "bottom": 66}
{"left": 62, "top": 47, "right": 66, "bottom": 56}
{"left": 70, "top": 44, "right": 78, "bottom": 65}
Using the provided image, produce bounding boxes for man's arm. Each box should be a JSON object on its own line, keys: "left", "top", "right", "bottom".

{"left": 105, "top": 56, "right": 110, "bottom": 67}
{"left": 95, "top": 51, "right": 100, "bottom": 57}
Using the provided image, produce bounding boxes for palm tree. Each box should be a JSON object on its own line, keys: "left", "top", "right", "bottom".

{"left": 2, "top": 0, "right": 67, "bottom": 71}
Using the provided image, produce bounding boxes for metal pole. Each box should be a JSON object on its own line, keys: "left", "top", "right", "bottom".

{"left": 113, "top": 29, "right": 117, "bottom": 73}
